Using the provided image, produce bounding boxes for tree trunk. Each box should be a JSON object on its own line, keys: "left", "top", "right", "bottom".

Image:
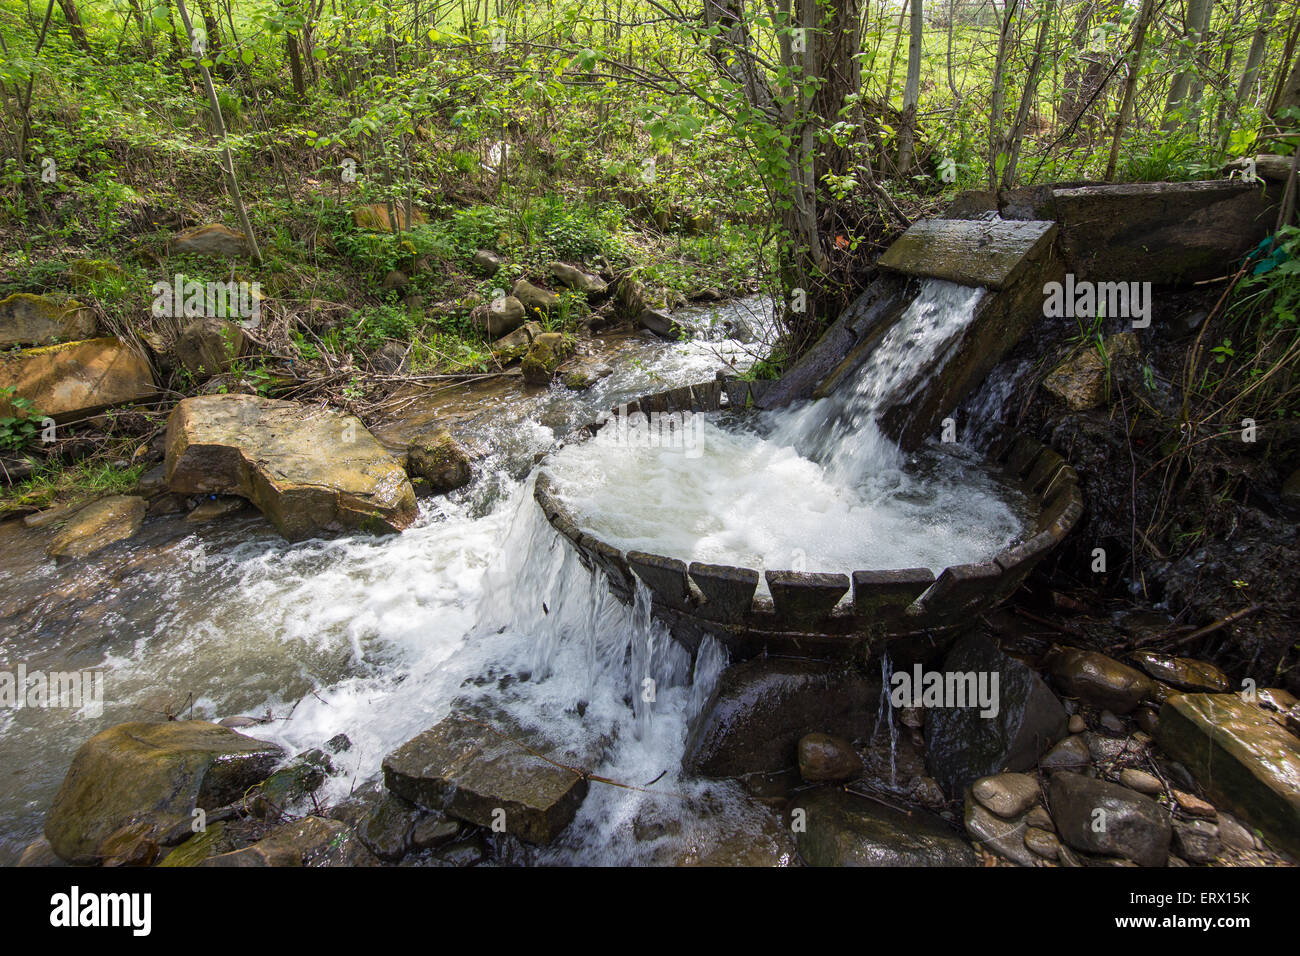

{"left": 1105, "top": 0, "right": 1156, "bottom": 180}
{"left": 1000, "top": 0, "right": 1056, "bottom": 189}
{"left": 986, "top": 0, "right": 1017, "bottom": 189}
{"left": 897, "top": 0, "right": 923, "bottom": 174}
{"left": 1162, "top": 0, "right": 1214, "bottom": 132}
{"left": 54, "top": 0, "right": 92, "bottom": 52}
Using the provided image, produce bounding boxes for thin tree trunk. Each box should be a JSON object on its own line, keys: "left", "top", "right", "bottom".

{"left": 1105, "top": 0, "right": 1156, "bottom": 180}
{"left": 54, "top": 0, "right": 91, "bottom": 52}
{"left": 897, "top": 0, "right": 923, "bottom": 173}
{"left": 1001, "top": 0, "right": 1056, "bottom": 188}
{"left": 987, "top": 0, "right": 1018, "bottom": 189}
{"left": 1162, "top": 0, "right": 1214, "bottom": 132}
{"left": 173, "top": 0, "right": 262, "bottom": 263}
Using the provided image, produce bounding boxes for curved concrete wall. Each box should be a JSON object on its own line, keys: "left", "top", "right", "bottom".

{"left": 533, "top": 378, "right": 1082, "bottom": 660}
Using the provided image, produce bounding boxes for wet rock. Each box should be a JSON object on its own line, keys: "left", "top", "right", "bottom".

{"left": 563, "top": 360, "right": 613, "bottom": 391}
{"left": 382, "top": 714, "right": 589, "bottom": 845}
{"left": 0, "top": 292, "right": 96, "bottom": 347}
{"left": 1172, "top": 818, "right": 1219, "bottom": 863}
{"left": 199, "top": 816, "right": 346, "bottom": 866}
{"left": 326, "top": 733, "right": 352, "bottom": 754}
{"left": 249, "top": 750, "right": 329, "bottom": 819}
{"left": 1068, "top": 714, "right": 1086, "bottom": 733}
{"left": 684, "top": 658, "right": 878, "bottom": 778}
{"left": 164, "top": 393, "right": 417, "bottom": 541}
{"left": 472, "top": 249, "right": 503, "bottom": 275}
{"left": 432, "top": 835, "right": 486, "bottom": 867}
{"left": 1041, "top": 333, "right": 1139, "bottom": 411}
{"left": 643, "top": 801, "right": 799, "bottom": 866}
{"left": 638, "top": 307, "right": 678, "bottom": 339}
{"left": 174, "top": 317, "right": 247, "bottom": 382}
{"left": 46, "top": 495, "right": 145, "bottom": 561}
{"left": 352, "top": 205, "right": 426, "bottom": 232}
{"left": 406, "top": 430, "right": 472, "bottom": 495}
{"left": 1118, "top": 768, "right": 1163, "bottom": 795}
{"left": 99, "top": 821, "right": 161, "bottom": 866}
{"left": 924, "top": 633, "right": 1068, "bottom": 797}
{"left": 1135, "top": 706, "right": 1160, "bottom": 735}
{"left": 44, "top": 720, "right": 284, "bottom": 864}
{"left": 357, "top": 792, "right": 424, "bottom": 862}
{"left": 793, "top": 788, "right": 976, "bottom": 866}
{"left": 1130, "top": 651, "right": 1230, "bottom": 693}
{"left": 491, "top": 320, "right": 541, "bottom": 361}
{"left": 1044, "top": 645, "right": 1155, "bottom": 714}
{"left": 1157, "top": 693, "right": 1300, "bottom": 857}
{"left": 1026, "top": 806, "right": 1054, "bottom": 830}
{"left": 16, "top": 838, "right": 65, "bottom": 867}
{"left": 157, "top": 821, "right": 236, "bottom": 866}
{"left": 1172, "top": 789, "right": 1216, "bottom": 819}
{"left": 0, "top": 337, "right": 156, "bottom": 422}
{"left": 411, "top": 814, "right": 462, "bottom": 851}
{"left": 170, "top": 223, "right": 251, "bottom": 257}
{"left": 1216, "top": 812, "right": 1255, "bottom": 852}
{"left": 550, "top": 261, "right": 607, "bottom": 296}
{"left": 964, "top": 797, "right": 1037, "bottom": 866}
{"left": 185, "top": 494, "right": 248, "bottom": 523}
{"left": 520, "top": 332, "right": 573, "bottom": 386}
{"left": 797, "top": 733, "right": 863, "bottom": 783}
{"left": 1045, "top": 771, "right": 1172, "bottom": 867}
{"left": 512, "top": 278, "right": 560, "bottom": 314}
{"left": 1099, "top": 711, "right": 1125, "bottom": 732}
{"left": 972, "top": 772, "right": 1040, "bottom": 819}
{"left": 1024, "top": 827, "right": 1060, "bottom": 860}
{"left": 1039, "top": 734, "right": 1092, "bottom": 770}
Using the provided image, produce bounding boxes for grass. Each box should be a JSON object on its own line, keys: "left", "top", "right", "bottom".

{"left": 1, "top": 460, "right": 147, "bottom": 517}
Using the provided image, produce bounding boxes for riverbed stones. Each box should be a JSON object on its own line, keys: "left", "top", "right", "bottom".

{"left": 46, "top": 494, "right": 146, "bottom": 561}
{"left": 1118, "top": 768, "right": 1163, "bottom": 796}
{"left": 0, "top": 293, "right": 97, "bottom": 347}
{"left": 199, "top": 816, "right": 347, "bottom": 866}
{"left": 164, "top": 393, "right": 417, "bottom": 541}
{"left": 971, "top": 772, "right": 1041, "bottom": 818}
{"left": 1039, "top": 733, "right": 1092, "bottom": 770}
{"left": 964, "top": 797, "right": 1038, "bottom": 866}
{"left": 793, "top": 788, "right": 976, "bottom": 866}
{"left": 1129, "top": 651, "right": 1230, "bottom": 693}
{"left": 1044, "top": 645, "right": 1155, "bottom": 714}
{"left": 382, "top": 714, "right": 588, "bottom": 845}
{"left": 797, "top": 733, "right": 863, "bottom": 782}
{"left": 1156, "top": 693, "right": 1300, "bottom": 858}
{"left": 1024, "top": 827, "right": 1060, "bottom": 860}
{"left": 924, "top": 633, "right": 1068, "bottom": 797}
{"left": 684, "top": 657, "right": 877, "bottom": 777}
{"left": 1172, "top": 818, "right": 1220, "bottom": 863}
{"left": 1045, "top": 771, "right": 1172, "bottom": 866}
{"left": 0, "top": 337, "right": 156, "bottom": 422}
{"left": 44, "top": 720, "right": 284, "bottom": 864}
{"left": 406, "top": 430, "right": 472, "bottom": 495}
{"left": 520, "top": 332, "right": 573, "bottom": 385}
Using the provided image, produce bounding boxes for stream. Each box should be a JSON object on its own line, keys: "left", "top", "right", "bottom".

{"left": 0, "top": 288, "right": 1035, "bottom": 865}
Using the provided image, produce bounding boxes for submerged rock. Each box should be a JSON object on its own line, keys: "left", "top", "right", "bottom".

{"left": 382, "top": 714, "right": 588, "bottom": 845}
{"left": 1045, "top": 771, "right": 1171, "bottom": 866}
{"left": 924, "top": 633, "right": 1068, "bottom": 797}
{"left": 792, "top": 788, "right": 976, "bottom": 866}
{"left": 1156, "top": 693, "right": 1300, "bottom": 858}
{"left": 164, "top": 393, "right": 417, "bottom": 541}
{"left": 1044, "top": 645, "right": 1155, "bottom": 714}
{"left": 684, "top": 657, "right": 878, "bottom": 778}
{"left": 46, "top": 495, "right": 146, "bottom": 561}
{"left": 44, "top": 721, "right": 283, "bottom": 864}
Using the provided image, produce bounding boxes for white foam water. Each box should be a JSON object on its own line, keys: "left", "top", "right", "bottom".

{"left": 543, "top": 280, "right": 1029, "bottom": 581}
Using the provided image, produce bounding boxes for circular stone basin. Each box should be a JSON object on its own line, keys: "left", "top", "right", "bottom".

{"left": 542, "top": 414, "right": 1033, "bottom": 589}
{"left": 534, "top": 377, "right": 1082, "bottom": 654}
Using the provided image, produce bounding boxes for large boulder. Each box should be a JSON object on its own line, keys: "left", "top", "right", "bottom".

{"left": 684, "top": 658, "right": 878, "bottom": 778}
{"left": 46, "top": 495, "right": 145, "bottom": 562}
{"left": 0, "top": 337, "right": 156, "bottom": 422}
{"left": 0, "top": 293, "right": 97, "bottom": 347}
{"left": 164, "top": 393, "right": 417, "bottom": 541}
{"left": 473, "top": 295, "right": 526, "bottom": 337}
{"left": 174, "top": 317, "right": 248, "bottom": 381}
{"left": 44, "top": 721, "right": 284, "bottom": 864}
{"left": 382, "top": 714, "right": 588, "bottom": 845}
{"left": 170, "top": 224, "right": 251, "bottom": 257}
{"left": 1045, "top": 771, "right": 1172, "bottom": 866}
{"left": 924, "top": 633, "right": 1068, "bottom": 797}
{"left": 1157, "top": 693, "right": 1300, "bottom": 858}
{"left": 792, "top": 787, "right": 976, "bottom": 866}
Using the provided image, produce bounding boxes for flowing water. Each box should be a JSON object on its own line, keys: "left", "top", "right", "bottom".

{"left": 0, "top": 285, "right": 1031, "bottom": 865}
